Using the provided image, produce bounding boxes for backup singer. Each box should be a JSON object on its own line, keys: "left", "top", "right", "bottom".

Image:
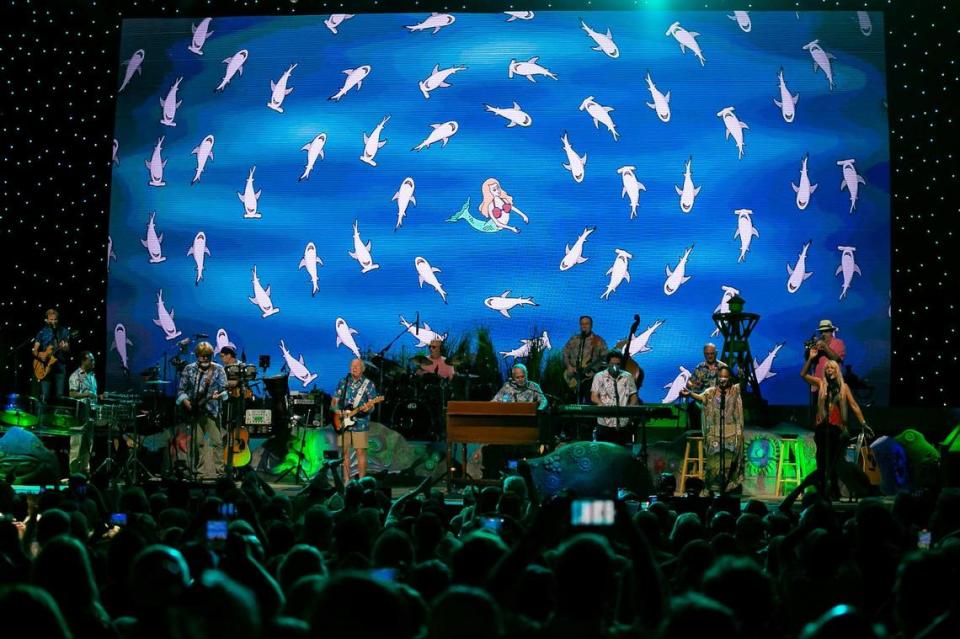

{"left": 685, "top": 342, "right": 727, "bottom": 431}
{"left": 493, "top": 363, "right": 548, "bottom": 410}
{"left": 332, "top": 359, "right": 379, "bottom": 484}
{"left": 681, "top": 366, "right": 744, "bottom": 493}
{"left": 32, "top": 308, "right": 71, "bottom": 404}
{"left": 176, "top": 342, "right": 227, "bottom": 479}
{"left": 590, "top": 351, "right": 638, "bottom": 446}
{"left": 68, "top": 351, "right": 100, "bottom": 474}
{"left": 562, "top": 316, "right": 608, "bottom": 403}
{"left": 807, "top": 319, "right": 845, "bottom": 421}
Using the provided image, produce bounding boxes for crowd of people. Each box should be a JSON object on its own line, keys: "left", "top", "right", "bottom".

{"left": 1, "top": 464, "right": 959, "bottom": 639}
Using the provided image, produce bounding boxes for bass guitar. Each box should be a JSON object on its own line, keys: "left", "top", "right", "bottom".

{"left": 333, "top": 397, "right": 384, "bottom": 433}
{"left": 32, "top": 329, "right": 78, "bottom": 381}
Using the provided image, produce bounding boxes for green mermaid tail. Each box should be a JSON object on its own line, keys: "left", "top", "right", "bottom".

{"left": 446, "top": 197, "right": 501, "bottom": 233}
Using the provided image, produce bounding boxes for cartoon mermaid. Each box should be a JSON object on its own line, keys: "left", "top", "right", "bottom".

{"left": 479, "top": 178, "right": 529, "bottom": 233}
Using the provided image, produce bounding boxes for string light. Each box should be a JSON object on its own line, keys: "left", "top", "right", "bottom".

{"left": 0, "top": 0, "right": 956, "bottom": 408}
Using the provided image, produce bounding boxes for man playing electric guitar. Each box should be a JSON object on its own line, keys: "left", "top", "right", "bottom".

{"left": 32, "top": 308, "right": 73, "bottom": 404}
{"left": 176, "top": 342, "right": 227, "bottom": 479}
{"left": 331, "top": 358, "right": 380, "bottom": 485}
{"left": 562, "top": 315, "right": 608, "bottom": 404}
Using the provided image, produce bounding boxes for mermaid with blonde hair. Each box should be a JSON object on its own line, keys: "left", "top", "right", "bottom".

{"left": 446, "top": 178, "right": 530, "bottom": 234}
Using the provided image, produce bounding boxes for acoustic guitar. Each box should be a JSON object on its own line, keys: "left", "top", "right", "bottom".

{"left": 333, "top": 397, "right": 384, "bottom": 433}
{"left": 224, "top": 427, "right": 251, "bottom": 467}
{"left": 562, "top": 361, "right": 606, "bottom": 390}
{"left": 32, "top": 329, "right": 78, "bottom": 381}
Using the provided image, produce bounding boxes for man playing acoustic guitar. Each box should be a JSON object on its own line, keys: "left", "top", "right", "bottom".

{"left": 32, "top": 308, "right": 73, "bottom": 404}
{"left": 332, "top": 358, "right": 380, "bottom": 485}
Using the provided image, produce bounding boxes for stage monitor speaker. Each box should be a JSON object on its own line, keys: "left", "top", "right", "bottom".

{"left": 525, "top": 441, "right": 653, "bottom": 500}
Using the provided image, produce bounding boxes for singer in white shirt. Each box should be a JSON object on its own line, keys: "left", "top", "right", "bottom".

{"left": 590, "top": 351, "right": 638, "bottom": 444}
{"left": 68, "top": 351, "right": 100, "bottom": 474}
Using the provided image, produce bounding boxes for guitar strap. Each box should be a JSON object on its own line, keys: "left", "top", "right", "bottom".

{"left": 350, "top": 378, "right": 371, "bottom": 408}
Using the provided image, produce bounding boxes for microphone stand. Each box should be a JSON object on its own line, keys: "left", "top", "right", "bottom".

{"left": 611, "top": 367, "right": 622, "bottom": 444}
{"left": 374, "top": 312, "right": 418, "bottom": 422}
{"left": 576, "top": 334, "right": 587, "bottom": 404}
{"left": 337, "top": 373, "right": 352, "bottom": 482}
{"left": 718, "top": 384, "right": 727, "bottom": 496}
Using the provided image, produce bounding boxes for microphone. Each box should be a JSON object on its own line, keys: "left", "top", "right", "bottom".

{"left": 415, "top": 312, "right": 420, "bottom": 333}
{"left": 610, "top": 364, "right": 620, "bottom": 376}
{"left": 194, "top": 333, "right": 209, "bottom": 338}
{"left": 177, "top": 337, "right": 192, "bottom": 347}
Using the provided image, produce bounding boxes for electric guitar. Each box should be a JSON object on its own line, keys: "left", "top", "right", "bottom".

{"left": 32, "top": 329, "right": 78, "bottom": 381}
{"left": 333, "top": 397, "right": 384, "bottom": 433}
{"left": 224, "top": 427, "right": 251, "bottom": 467}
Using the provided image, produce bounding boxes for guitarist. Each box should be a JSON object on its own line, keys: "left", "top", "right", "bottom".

{"left": 331, "top": 358, "right": 379, "bottom": 485}
{"left": 176, "top": 342, "right": 227, "bottom": 479}
{"left": 32, "top": 308, "right": 72, "bottom": 404}
{"left": 562, "top": 316, "right": 608, "bottom": 404}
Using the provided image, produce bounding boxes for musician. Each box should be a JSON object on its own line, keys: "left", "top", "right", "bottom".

{"left": 590, "top": 351, "right": 638, "bottom": 445}
{"left": 806, "top": 319, "right": 846, "bottom": 424}
{"left": 493, "top": 363, "right": 548, "bottom": 410}
{"left": 685, "top": 343, "right": 727, "bottom": 430}
{"left": 68, "top": 351, "right": 100, "bottom": 474}
{"left": 332, "top": 358, "right": 379, "bottom": 484}
{"left": 562, "top": 316, "right": 608, "bottom": 403}
{"left": 32, "top": 308, "right": 71, "bottom": 404}
{"left": 681, "top": 366, "right": 744, "bottom": 493}
{"left": 416, "top": 339, "right": 455, "bottom": 380}
{"left": 218, "top": 346, "right": 239, "bottom": 391}
{"left": 176, "top": 342, "right": 227, "bottom": 479}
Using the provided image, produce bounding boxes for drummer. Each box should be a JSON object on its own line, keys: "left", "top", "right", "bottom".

{"left": 415, "top": 339, "right": 455, "bottom": 381}
{"left": 68, "top": 351, "right": 101, "bottom": 474}
{"left": 219, "top": 346, "right": 240, "bottom": 392}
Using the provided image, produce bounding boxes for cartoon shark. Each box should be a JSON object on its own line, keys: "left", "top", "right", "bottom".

{"left": 499, "top": 331, "right": 552, "bottom": 358}
{"left": 674, "top": 156, "right": 701, "bottom": 213}
{"left": 399, "top": 315, "right": 448, "bottom": 347}
{"left": 837, "top": 159, "right": 866, "bottom": 213}
{"left": 413, "top": 121, "right": 459, "bottom": 151}
{"left": 267, "top": 63, "right": 297, "bottom": 113}
{"left": 414, "top": 256, "right": 447, "bottom": 303}
{"left": 508, "top": 56, "right": 558, "bottom": 82}
{"left": 112, "top": 139, "right": 119, "bottom": 166}
{"left": 299, "top": 242, "right": 324, "bottom": 296}
{"left": 504, "top": 11, "right": 534, "bottom": 21}
{"left": 774, "top": 68, "right": 800, "bottom": 123}
{"left": 560, "top": 226, "right": 595, "bottom": 271}
{"left": 446, "top": 198, "right": 503, "bottom": 234}
{"left": 419, "top": 64, "right": 467, "bottom": 99}
{"left": 107, "top": 236, "right": 117, "bottom": 271}
{"left": 664, "top": 245, "right": 694, "bottom": 295}
{"left": 118, "top": 49, "right": 144, "bottom": 93}
{"left": 786, "top": 240, "right": 814, "bottom": 293}
{"left": 152, "top": 289, "right": 182, "bottom": 340}
{"left": 662, "top": 367, "right": 692, "bottom": 403}
{"left": 728, "top": 11, "right": 751, "bottom": 32}
{"left": 145, "top": 136, "right": 166, "bottom": 187}
{"left": 803, "top": 40, "right": 837, "bottom": 91}
{"left": 579, "top": 18, "right": 619, "bottom": 58}
{"left": 348, "top": 220, "right": 379, "bottom": 272}
{"left": 856, "top": 11, "right": 873, "bottom": 36}
{"left": 160, "top": 76, "right": 183, "bottom": 127}
{"left": 579, "top": 96, "right": 619, "bottom": 141}
{"left": 645, "top": 71, "right": 671, "bottom": 123}
{"left": 237, "top": 166, "right": 263, "bottom": 219}
{"left": 484, "top": 102, "right": 532, "bottom": 128}
{"left": 335, "top": 318, "right": 362, "bottom": 359}
{"left": 754, "top": 343, "right": 785, "bottom": 383}
{"left": 405, "top": 13, "right": 456, "bottom": 34}
{"left": 190, "top": 134, "right": 215, "bottom": 185}
{"left": 216, "top": 50, "right": 248, "bottom": 92}
{"left": 393, "top": 177, "right": 417, "bottom": 230}
{"left": 666, "top": 21, "right": 706, "bottom": 66}
{"left": 215, "top": 328, "right": 236, "bottom": 355}
{"left": 329, "top": 64, "right": 371, "bottom": 101}
{"left": 734, "top": 209, "right": 759, "bottom": 263}
{"left": 111, "top": 323, "right": 133, "bottom": 370}
{"left": 712, "top": 285, "right": 740, "bottom": 336}
{"left": 623, "top": 320, "right": 665, "bottom": 356}
{"left": 187, "top": 231, "right": 210, "bottom": 285}
{"left": 717, "top": 107, "right": 749, "bottom": 159}
{"left": 279, "top": 340, "right": 318, "bottom": 387}
{"left": 299, "top": 133, "right": 327, "bottom": 182}
{"left": 561, "top": 132, "right": 587, "bottom": 183}
{"left": 601, "top": 249, "right": 633, "bottom": 299}
{"left": 324, "top": 14, "right": 354, "bottom": 34}
{"left": 360, "top": 115, "right": 390, "bottom": 166}
{"left": 140, "top": 212, "right": 165, "bottom": 263}
{"left": 617, "top": 166, "right": 646, "bottom": 218}
{"left": 188, "top": 18, "right": 213, "bottom": 55}
{"left": 248, "top": 266, "right": 280, "bottom": 318}
{"left": 484, "top": 290, "right": 538, "bottom": 318}
{"left": 836, "top": 245, "right": 861, "bottom": 301}
{"left": 792, "top": 153, "right": 819, "bottom": 210}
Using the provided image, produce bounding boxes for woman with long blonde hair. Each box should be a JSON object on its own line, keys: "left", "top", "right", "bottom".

{"left": 479, "top": 178, "right": 529, "bottom": 233}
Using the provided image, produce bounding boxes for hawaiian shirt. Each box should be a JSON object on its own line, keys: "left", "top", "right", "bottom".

{"left": 493, "top": 381, "right": 547, "bottom": 410}
{"left": 34, "top": 325, "right": 71, "bottom": 371}
{"left": 687, "top": 359, "right": 727, "bottom": 392}
{"left": 334, "top": 376, "right": 379, "bottom": 432}
{"left": 177, "top": 362, "right": 227, "bottom": 418}
{"left": 68, "top": 367, "right": 98, "bottom": 406}
{"left": 811, "top": 336, "right": 846, "bottom": 392}
{"left": 562, "top": 332, "right": 608, "bottom": 371}
{"left": 590, "top": 369, "right": 637, "bottom": 428}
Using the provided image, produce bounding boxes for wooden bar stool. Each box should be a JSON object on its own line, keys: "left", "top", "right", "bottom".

{"left": 775, "top": 435, "right": 802, "bottom": 496}
{"left": 679, "top": 434, "right": 705, "bottom": 494}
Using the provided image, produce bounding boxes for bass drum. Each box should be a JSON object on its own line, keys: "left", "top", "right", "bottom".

{"left": 389, "top": 398, "right": 436, "bottom": 441}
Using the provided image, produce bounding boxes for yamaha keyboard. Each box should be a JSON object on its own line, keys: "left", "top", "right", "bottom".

{"left": 554, "top": 404, "right": 675, "bottom": 419}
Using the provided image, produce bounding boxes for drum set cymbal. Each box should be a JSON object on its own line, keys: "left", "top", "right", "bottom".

{"left": 410, "top": 354, "right": 433, "bottom": 367}
{"left": 0, "top": 408, "right": 39, "bottom": 427}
